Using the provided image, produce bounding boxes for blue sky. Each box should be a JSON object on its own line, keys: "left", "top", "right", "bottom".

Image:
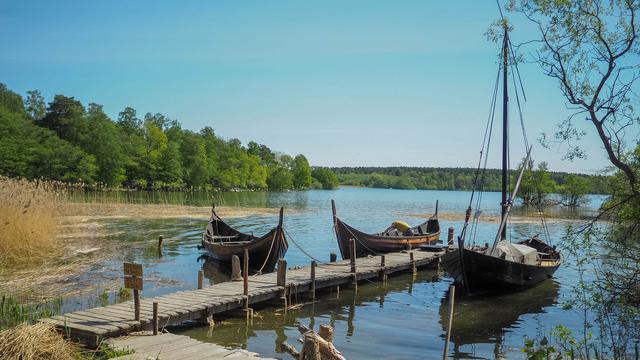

{"left": 0, "top": 1, "right": 608, "bottom": 173}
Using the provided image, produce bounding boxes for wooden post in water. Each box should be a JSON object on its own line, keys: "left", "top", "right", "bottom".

{"left": 310, "top": 260, "right": 316, "bottom": 300}
{"left": 379, "top": 255, "right": 387, "bottom": 282}
{"left": 330, "top": 252, "right": 337, "bottom": 263}
{"left": 442, "top": 285, "right": 456, "bottom": 360}
{"left": 198, "top": 269, "right": 204, "bottom": 289}
{"left": 277, "top": 259, "right": 287, "bottom": 309}
{"left": 231, "top": 255, "right": 241, "bottom": 281}
{"left": 152, "top": 302, "right": 158, "bottom": 335}
{"left": 410, "top": 251, "right": 417, "bottom": 275}
{"left": 447, "top": 227, "right": 454, "bottom": 246}
{"left": 349, "top": 239, "right": 356, "bottom": 273}
{"left": 277, "top": 259, "right": 287, "bottom": 288}
{"left": 349, "top": 239, "right": 357, "bottom": 291}
{"left": 158, "top": 235, "right": 164, "bottom": 256}
{"left": 243, "top": 248, "right": 249, "bottom": 310}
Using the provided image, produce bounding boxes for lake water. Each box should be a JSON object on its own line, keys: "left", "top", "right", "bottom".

{"left": 63, "top": 188, "right": 608, "bottom": 359}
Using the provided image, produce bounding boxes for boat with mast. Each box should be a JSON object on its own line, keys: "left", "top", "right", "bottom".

{"left": 440, "top": 25, "right": 561, "bottom": 294}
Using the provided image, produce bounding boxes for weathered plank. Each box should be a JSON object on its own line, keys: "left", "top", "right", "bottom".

{"left": 45, "top": 249, "right": 443, "bottom": 348}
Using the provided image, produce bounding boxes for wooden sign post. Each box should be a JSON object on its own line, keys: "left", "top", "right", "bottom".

{"left": 123, "top": 262, "right": 143, "bottom": 321}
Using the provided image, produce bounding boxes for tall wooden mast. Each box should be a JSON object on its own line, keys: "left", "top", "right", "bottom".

{"left": 500, "top": 27, "right": 509, "bottom": 240}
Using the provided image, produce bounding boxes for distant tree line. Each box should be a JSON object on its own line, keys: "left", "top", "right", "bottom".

{"left": 332, "top": 166, "right": 609, "bottom": 203}
{"left": 0, "top": 83, "right": 338, "bottom": 191}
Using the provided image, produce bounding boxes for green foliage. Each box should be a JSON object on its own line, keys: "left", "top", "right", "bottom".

{"left": 292, "top": 154, "right": 312, "bottom": 189}
{"left": 0, "top": 294, "right": 59, "bottom": 330}
{"left": 519, "top": 160, "right": 557, "bottom": 206}
{"left": 0, "top": 83, "right": 305, "bottom": 191}
{"left": 267, "top": 167, "right": 294, "bottom": 190}
{"left": 560, "top": 174, "right": 589, "bottom": 207}
{"left": 312, "top": 167, "right": 339, "bottom": 189}
{"left": 333, "top": 167, "right": 606, "bottom": 194}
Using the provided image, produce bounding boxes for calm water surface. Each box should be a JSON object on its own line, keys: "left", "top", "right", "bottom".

{"left": 64, "top": 188, "right": 607, "bottom": 359}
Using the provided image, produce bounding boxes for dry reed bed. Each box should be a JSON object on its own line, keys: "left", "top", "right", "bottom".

{"left": 0, "top": 322, "right": 80, "bottom": 360}
{"left": 0, "top": 177, "right": 63, "bottom": 269}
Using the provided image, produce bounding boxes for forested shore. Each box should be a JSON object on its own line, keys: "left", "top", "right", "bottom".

{"left": 333, "top": 166, "right": 609, "bottom": 194}
{"left": 0, "top": 83, "right": 339, "bottom": 191}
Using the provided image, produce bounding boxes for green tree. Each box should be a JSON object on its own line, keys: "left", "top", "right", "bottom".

{"left": 312, "top": 167, "right": 339, "bottom": 189}
{"left": 38, "top": 95, "right": 87, "bottom": 144}
{"left": 24, "top": 90, "right": 46, "bottom": 121}
{"left": 181, "top": 132, "right": 208, "bottom": 187}
{"left": 559, "top": 174, "right": 589, "bottom": 207}
{"left": 267, "top": 167, "right": 293, "bottom": 190}
{"left": 84, "top": 103, "right": 126, "bottom": 186}
{"left": 292, "top": 154, "right": 312, "bottom": 189}
{"left": 0, "top": 88, "right": 96, "bottom": 182}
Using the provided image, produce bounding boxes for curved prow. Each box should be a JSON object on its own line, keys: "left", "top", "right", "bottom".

{"left": 331, "top": 199, "right": 337, "bottom": 219}
{"left": 211, "top": 203, "right": 216, "bottom": 212}
{"left": 278, "top": 207, "right": 284, "bottom": 227}
{"left": 435, "top": 200, "right": 439, "bottom": 216}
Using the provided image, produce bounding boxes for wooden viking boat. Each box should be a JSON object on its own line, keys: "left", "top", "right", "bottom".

{"left": 200, "top": 205, "right": 288, "bottom": 274}
{"left": 332, "top": 199, "right": 441, "bottom": 259}
{"left": 440, "top": 26, "right": 561, "bottom": 294}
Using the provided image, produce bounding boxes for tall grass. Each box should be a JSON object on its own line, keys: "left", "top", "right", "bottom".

{"left": 0, "top": 177, "right": 64, "bottom": 269}
{"left": 0, "top": 322, "right": 81, "bottom": 360}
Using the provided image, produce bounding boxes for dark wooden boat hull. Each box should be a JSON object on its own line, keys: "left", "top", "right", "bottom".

{"left": 441, "top": 238, "right": 560, "bottom": 294}
{"left": 200, "top": 206, "right": 288, "bottom": 274}
{"left": 332, "top": 200, "right": 441, "bottom": 259}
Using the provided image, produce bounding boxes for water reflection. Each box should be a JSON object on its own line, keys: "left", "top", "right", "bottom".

{"left": 178, "top": 271, "right": 444, "bottom": 359}
{"left": 440, "top": 280, "right": 559, "bottom": 359}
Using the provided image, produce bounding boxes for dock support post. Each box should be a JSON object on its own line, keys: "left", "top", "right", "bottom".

{"left": 158, "top": 235, "right": 163, "bottom": 256}
{"left": 442, "top": 285, "right": 456, "bottom": 360}
{"left": 448, "top": 227, "right": 454, "bottom": 246}
{"left": 310, "top": 260, "right": 316, "bottom": 300}
{"left": 133, "top": 289, "right": 140, "bottom": 321}
{"left": 329, "top": 252, "right": 337, "bottom": 263}
{"left": 349, "top": 239, "right": 356, "bottom": 273}
{"left": 379, "top": 255, "right": 387, "bottom": 282}
{"left": 410, "top": 251, "right": 417, "bottom": 275}
{"left": 152, "top": 302, "right": 158, "bottom": 335}
{"left": 277, "top": 259, "right": 287, "bottom": 309}
{"left": 198, "top": 269, "right": 204, "bottom": 289}
{"left": 243, "top": 248, "right": 249, "bottom": 310}
{"left": 349, "top": 239, "right": 357, "bottom": 291}
{"left": 231, "top": 255, "right": 241, "bottom": 281}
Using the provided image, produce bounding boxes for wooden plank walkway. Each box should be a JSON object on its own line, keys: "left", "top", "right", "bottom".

{"left": 43, "top": 250, "right": 443, "bottom": 348}
{"left": 106, "top": 332, "right": 274, "bottom": 359}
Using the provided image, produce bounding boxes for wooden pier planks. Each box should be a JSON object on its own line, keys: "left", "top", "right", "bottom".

{"left": 45, "top": 250, "right": 443, "bottom": 347}
{"left": 106, "top": 332, "right": 274, "bottom": 360}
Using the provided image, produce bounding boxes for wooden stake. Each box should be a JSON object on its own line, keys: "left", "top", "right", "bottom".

{"left": 152, "top": 302, "right": 158, "bottom": 335}
{"left": 277, "top": 259, "right": 287, "bottom": 288}
{"left": 329, "top": 252, "right": 337, "bottom": 263}
{"left": 231, "top": 255, "right": 241, "bottom": 281}
{"left": 410, "top": 251, "right": 417, "bottom": 275}
{"left": 133, "top": 289, "right": 140, "bottom": 321}
{"left": 243, "top": 248, "right": 249, "bottom": 309}
{"left": 379, "top": 255, "right": 387, "bottom": 282}
{"left": 349, "top": 239, "right": 356, "bottom": 273}
{"left": 442, "top": 285, "right": 456, "bottom": 360}
{"left": 447, "top": 227, "right": 454, "bottom": 246}
{"left": 158, "top": 235, "right": 164, "bottom": 256}
{"left": 198, "top": 269, "right": 204, "bottom": 289}
{"left": 310, "top": 260, "right": 316, "bottom": 300}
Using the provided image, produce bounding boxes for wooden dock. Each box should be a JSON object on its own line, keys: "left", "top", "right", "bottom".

{"left": 43, "top": 250, "right": 443, "bottom": 348}
{"left": 106, "top": 332, "right": 274, "bottom": 359}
